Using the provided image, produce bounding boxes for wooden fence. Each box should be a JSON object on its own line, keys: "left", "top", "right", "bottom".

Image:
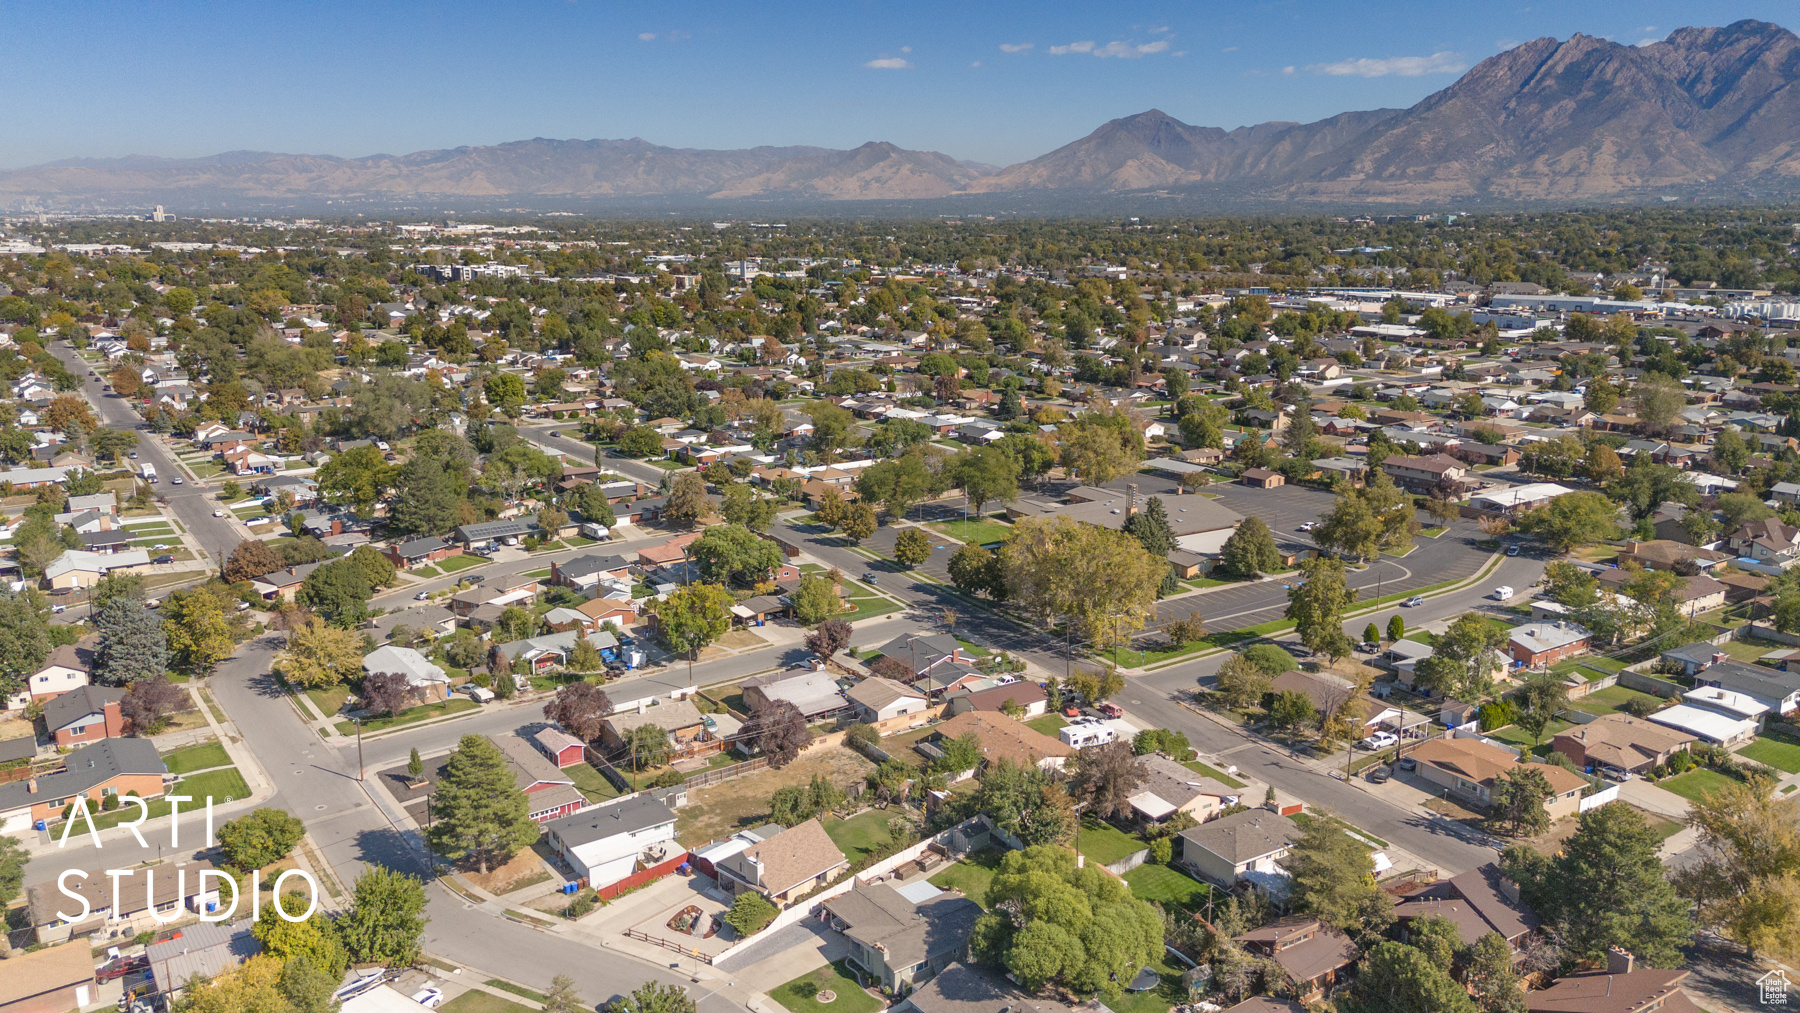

{"left": 682, "top": 756, "right": 768, "bottom": 790}
{"left": 597, "top": 850, "right": 690, "bottom": 901}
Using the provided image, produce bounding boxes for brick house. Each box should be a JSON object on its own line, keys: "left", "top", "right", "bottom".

{"left": 0, "top": 739, "right": 167, "bottom": 834}
{"left": 43, "top": 685, "right": 126, "bottom": 746}
{"left": 1381, "top": 453, "right": 1468, "bottom": 493}
{"left": 1407, "top": 736, "right": 1588, "bottom": 819}
{"left": 1505, "top": 622, "right": 1592, "bottom": 668}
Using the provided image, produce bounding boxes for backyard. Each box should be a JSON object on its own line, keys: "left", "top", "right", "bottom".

{"left": 1122, "top": 863, "right": 1212, "bottom": 911}
{"left": 821, "top": 810, "right": 899, "bottom": 867}
{"left": 1100, "top": 956, "right": 1185, "bottom": 1013}
{"left": 1074, "top": 817, "right": 1146, "bottom": 866}
{"left": 674, "top": 746, "right": 873, "bottom": 847}
{"left": 1569, "top": 684, "right": 1666, "bottom": 718}
{"left": 927, "top": 848, "right": 1003, "bottom": 907}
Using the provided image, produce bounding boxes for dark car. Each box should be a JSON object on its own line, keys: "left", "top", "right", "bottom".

{"left": 152, "top": 554, "right": 174, "bottom": 565}
{"left": 1397, "top": 756, "right": 1418, "bottom": 772}
{"left": 1366, "top": 766, "right": 1392, "bottom": 783}
{"left": 97, "top": 955, "right": 149, "bottom": 982}
{"left": 465, "top": 574, "right": 485, "bottom": 584}
{"left": 862, "top": 572, "right": 879, "bottom": 585}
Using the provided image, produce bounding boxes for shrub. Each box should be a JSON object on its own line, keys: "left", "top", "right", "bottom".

{"left": 1668, "top": 749, "right": 1694, "bottom": 774}
{"left": 565, "top": 889, "right": 597, "bottom": 919}
{"left": 1150, "top": 838, "right": 1174, "bottom": 865}
{"left": 1478, "top": 699, "right": 1517, "bottom": 732}
{"left": 844, "top": 723, "right": 880, "bottom": 750}
{"left": 724, "top": 892, "right": 778, "bottom": 936}
{"left": 652, "top": 769, "right": 687, "bottom": 788}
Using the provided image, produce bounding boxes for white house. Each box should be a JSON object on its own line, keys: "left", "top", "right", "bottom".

{"left": 544, "top": 795, "right": 679, "bottom": 888}
{"left": 360, "top": 645, "right": 449, "bottom": 701}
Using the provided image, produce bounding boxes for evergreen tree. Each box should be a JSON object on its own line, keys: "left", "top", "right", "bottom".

{"left": 1122, "top": 496, "right": 1175, "bottom": 559}
{"left": 427, "top": 734, "right": 537, "bottom": 873}
{"left": 1342, "top": 941, "right": 1477, "bottom": 1013}
{"left": 1217, "top": 516, "right": 1282, "bottom": 579}
{"left": 94, "top": 591, "right": 169, "bottom": 685}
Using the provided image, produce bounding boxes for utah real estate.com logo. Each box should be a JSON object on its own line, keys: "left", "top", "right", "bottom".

{"left": 1762, "top": 969, "right": 1792, "bottom": 1006}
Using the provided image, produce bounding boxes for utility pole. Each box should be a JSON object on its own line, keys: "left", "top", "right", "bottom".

{"left": 355, "top": 718, "right": 364, "bottom": 781}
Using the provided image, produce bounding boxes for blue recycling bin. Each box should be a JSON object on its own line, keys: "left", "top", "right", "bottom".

{"left": 34, "top": 820, "right": 45, "bottom": 832}
{"left": 563, "top": 882, "right": 579, "bottom": 895}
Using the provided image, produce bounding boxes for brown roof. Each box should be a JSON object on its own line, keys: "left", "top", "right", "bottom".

{"left": 932, "top": 710, "right": 1071, "bottom": 767}
{"left": 40, "top": 635, "right": 99, "bottom": 674}
{"left": 0, "top": 940, "right": 95, "bottom": 1005}
{"left": 1525, "top": 967, "right": 1699, "bottom": 1013}
{"left": 1408, "top": 737, "right": 1588, "bottom": 795}
{"left": 1235, "top": 916, "right": 1359, "bottom": 984}
{"left": 1383, "top": 453, "right": 1465, "bottom": 475}
{"left": 1618, "top": 540, "right": 1728, "bottom": 566}
{"left": 1552, "top": 713, "right": 1697, "bottom": 769}
{"left": 732, "top": 818, "right": 848, "bottom": 896}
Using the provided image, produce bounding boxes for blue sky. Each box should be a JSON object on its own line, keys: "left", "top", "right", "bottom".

{"left": 2, "top": 0, "right": 1794, "bottom": 169}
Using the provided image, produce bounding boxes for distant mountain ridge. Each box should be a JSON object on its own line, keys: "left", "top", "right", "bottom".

{"left": 6, "top": 19, "right": 1800, "bottom": 208}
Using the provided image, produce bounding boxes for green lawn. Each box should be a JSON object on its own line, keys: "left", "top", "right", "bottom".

{"left": 838, "top": 597, "right": 905, "bottom": 623}
{"left": 770, "top": 961, "right": 882, "bottom": 1013}
{"left": 1570, "top": 685, "right": 1665, "bottom": 717}
{"left": 160, "top": 741, "right": 230, "bottom": 775}
{"left": 438, "top": 554, "right": 486, "bottom": 573}
{"left": 1486, "top": 720, "right": 1570, "bottom": 758}
{"left": 71, "top": 767, "right": 252, "bottom": 832}
{"left": 954, "top": 638, "right": 991, "bottom": 659}
{"left": 565, "top": 762, "right": 625, "bottom": 801}
{"left": 410, "top": 565, "right": 442, "bottom": 578}
{"left": 1075, "top": 817, "right": 1147, "bottom": 866}
{"left": 925, "top": 517, "right": 1015, "bottom": 547}
{"left": 822, "top": 810, "right": 895, "bottom": 867}
{"left": 1183, "top": 760, "right": 1247, "bottom": 789}
{"left": 1712, "top": 637, "right": 1784, "bottom": 665}
{"left": 482, "top": 981, "right": 546, "bottom": 1003}
{"left": 305, "top": 684, "right": 352, "bottom": 718}
{"left": 1026, "top": 714, "right": 1067, "bottom": 737}
{"left": 334, "top": 698, "right": 478, "bottom": 736}
{"left": 928, "top": 849, "right": 1004, "bottom": 907}
{"left": 441, "top": 991, "right": 537, "bottom": 1013}
{"left": 1123, "top": 863, "right": 1212, "bottom": 910}
{"left": 521, "top": 568, "right": 553, "bottom": 579}
{"left": 1739, "top": 733, "right": 1800, "bottom": 774}
{"left": 1419, "top": 526, "right": 1447, "bottom": 538}
{"left": 1659, "top": 768, "right": 1742, "bottom": 804}
{"left": 1181, "top": 577, "right": 1233, "bottom": 590}
{"left": 1101, "top": 957, "right": 1184, "bottom": 1013}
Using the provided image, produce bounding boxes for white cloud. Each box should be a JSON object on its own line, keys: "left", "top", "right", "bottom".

{"left": 1148, "top": 24, "right": 1171, "bottom": 34}
{"left": 864, "top": 56, "right": 912, "bottom": 69}
{"left": 1641, "top": 25, "right": 1657, "bottom": 32}
{"left": 1049, "top": 39, "right": 1169, "bottom": 58}
{"left": 1496, "top": 38, "right": 1520, "bottom": 50}
{"left": 1282, "top": 65, "right": 1295, "bottom": 75}
{"left": 1635, "top": 37, "right": 1660, "bottom": 47}
{"left": 638, "top": 32, "right": 656, "bottom": 41}
{"left": 1306, "top": 51, "right": 1467, "bottom": 77}
{"left": 970, "top": 60, "right": 982, "bottom": 67}
{"left": 999, "top": 42, "right": 1033, "bottom": 53}
{"left": 901, "top": 46, "right": 911, "bottom": 53}
{"left": 1221, "top": 45, "right": 1238, "bottom": 52}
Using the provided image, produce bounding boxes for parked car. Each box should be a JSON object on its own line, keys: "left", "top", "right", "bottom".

{"left": 1062, "top": 705, "right": 1082, "bottom": 718}
{"left": 1297, "top": 521, "right": 1317, "bottom": 532}
{"left": 171, "top": 476, "right": 182, "bottom": 485}
{"left": 548, "top": 431, "right": 561, "bottom": 438}
{"left": 1357, "top": 641, "right": 1380, "bottom": 653}
{"left": 97, "top": 955, "right": 149, "bottom": 982}
{"left": 1505, "top": 543, "right": 1521, "bottom": 556}
{"left": 414, "top": 591, "right": 431, "bottom": 601}
{"left": 1598, "top": 764, "right": 1635, "bottom": 781}
{"left": 1367, "top": 766, "right": 1392, "bottom": 783}
{"left": 1097, "top": 702, "right": 1123, "bottom": 719}
{"left": 1360, "top": 731, "right": 1399, "bottom": 751}
{"left": 1492, "top": 585, "right": 1515, "bottom": 600}
{"left": 1402, "top": 596, "right": 1425, "bottom": 607}
{"left": 152, "top": 555, "right": 174, "bottom": 565}
{"left": 410, "top": 986, "right": 444, "bottom": 1009}
{"left": 465, "top": 574, "right": 486, "bottom": 584}
{"left": 461, "top": 685, "right": 496, "bottom": 703}
{"left": 212, "top": 509, "right": 225, "bottom": 517}
{"left": 1397, "top": 756, "right": 1418, "bottom": 772}
{"left": 128, "top": 451, "right": 138, "bottom": 459}
{"left": 862, "top": 572, "right": 880, "bottom": 585}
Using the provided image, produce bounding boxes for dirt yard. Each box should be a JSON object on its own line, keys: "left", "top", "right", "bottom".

{"left": 464, "top": 847, "right": 554, "bottom": 895}
{"left": 675, "top": 744, "right": 874, "bottom": 847}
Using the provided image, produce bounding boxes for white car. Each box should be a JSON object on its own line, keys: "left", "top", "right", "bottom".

{"left": 1492, "top": 586, "right": 1515, "bottom": 600}
{"left": 1297, "top": 521, "right": 1317, "bottom": 532}
{"left": 410, "top": 986, "right": 444, "bottom": 1009}
{"left": 212, "top": 509, "right": 225, "bottom": 517}
{"left": 1402, "top": 596, "right": 1425, "bottom": 607}
{"left": 1360, "top": 731, "right": 1399, "bottom": 751}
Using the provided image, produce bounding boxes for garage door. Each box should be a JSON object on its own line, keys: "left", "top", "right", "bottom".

{"left": 1, "top": 812, "right": 30, "bottom": 835}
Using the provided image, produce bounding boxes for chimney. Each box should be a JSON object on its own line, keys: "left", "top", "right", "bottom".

{"left": 26, "top": 778, "right": 37, "bottom": 794}
{"left": 1606, "top": 947, "right": 1635, "bottom": 975}
{"left": 1712, "top": 652, "right": 1727, "bottom": 667}
{"left": 1497, "top": 876, "right": 1521, "bottom": 904}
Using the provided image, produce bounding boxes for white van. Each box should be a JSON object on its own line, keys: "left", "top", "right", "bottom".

{"left": 1060, "top": 723, "right": 1117, "bottom": 748}
{"left": 1492, "top": 586, "right": 1514, "bottom": 600}
{"left": 460, "top": 685, "right": 496, "bottom": 703}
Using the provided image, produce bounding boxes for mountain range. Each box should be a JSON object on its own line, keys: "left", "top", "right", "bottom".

{"left": 7, "top": 19, "right": 1800, "bottom": 210}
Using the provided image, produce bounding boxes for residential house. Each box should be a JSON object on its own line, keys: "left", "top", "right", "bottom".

{"left": 845, "top": 677, "right": 933, "bottom": 735}
{"left": 1615, "top": 540, "right": 1728, "bottom": 572}
{"left": 894, "top": 963, "right": 1079, "bottom": 1013}
{"left": 919, "top": 711, "right": 1072, "bottom": 777}
{"left": 1594, "top": 569, "right": 1727, "bottom": 617}
{"left": 1524, "top": 949, "right": 1703, "bottom": 1013}
{"left": 492, "top": 734, "right": 584, "bottom": 822}
{"left": 714, "top": 818, "right": 849, "bottom": 906}
{"left": 1692, "top": 659, "right": 1800, "bottom": 716}
{"left": 545, "top": 794, "right": 679, "bottom": 888}
{"left": 1234, "top": 917, "right": 1360, "bottom": 1003}
{"left": 43, "top": 548, "right": 150, "bottom": 589}
{"left": 27, "top": 859, "right": 222, "bottom": 945}
{"left": 551, "top": 553, "right": 635, "bottom": 591}
{"left": 360, "top": 645, "right": 450, "bottom": 702}
{"left": 1407, "top": 737, "right": 1588, "bottom": 818}
{"left": 1127, "top": 753, "right": 1242, "bottom": 825}
{"left": 4, "top": 638, "right": 97, "bottom": 709}
{"left": 489, "top": 630, "right": 605, "bottom": 675}
{"left": 822, "top": 882, "right": 984, "bottom": 992}
{"left": 1727, "top": 517, "right": 1800, "bottom": 570}
{"left": 740, "top": 670, "right": 849, "bottom": 720}
{"left": 0, "top": 739, "right": 168, "bottom": 835}
{"left": 146, "top": 919, "right": 261, "bottom": 997}
{"left": 42, "top": 685, "right": 126, "bottom": 747}
{"left": 1393, "top": 864, "right": 1539, "bottom": 952}
{"left": 1240, "top": 468, "right": 1285, "bottom": 489}
{"left": 0, "top": 941, "right": 99, "bottom": 1013}
{"left": 1646, "top": 699, "right": 1759, "bottom": 747}
{"left": 250, "top": 563, "right": 321, "bottom": 602}
{"left": 598, "top": 700, "right": 713, "bottom": 761}
{"left": 1552, "top": 712, "right": 1699, "bottom": 773}
{"left": 1381, "top": 453, "right": 1468, "bottom": 493}
{"left": 382, "top": 537, "right": 462, "bottom": 570}
{"left": 939, "top": 681, "right": 1049, "bottom": 719}
{"left": 1176, "top": 808, "right": 1303, "bottom": 888}
{"left": 1505, "top": 622, "right": 1592, "bottom": 668}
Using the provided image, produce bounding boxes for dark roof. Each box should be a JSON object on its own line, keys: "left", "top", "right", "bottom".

{"left": 559, "top": 553, "right": 632, "bottom": 577}
{"left": 874, "top": 632, "right": 959, "bottom": 674}
{"left": 0, "top": 736, "right": 35, "bottom": 763}
{"left": 454, "top": 518, "right": 540, "bottom": 541}
{"left": 545, "top": 794, "right": 675, "bottom": 848}
{"left": 392, "top": 536, "right": 449, "bottom": 558}
{"left": 41, "top": 684, "right": 125, "bottom": 734}
{"left": 1236, "top": 916, "right": 1359, "bottom": 983}
{"left": 0, "top": 738, "right": 165, "bottom": 812}
{"left": 1179, "top": 808, "right": 1301, "bottom": 864}
{"left": 902, "top": 963, "right": 1077, "bottom": 1013}
{"left": 822, "top": 882, "right": 983, "bottom": 969}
